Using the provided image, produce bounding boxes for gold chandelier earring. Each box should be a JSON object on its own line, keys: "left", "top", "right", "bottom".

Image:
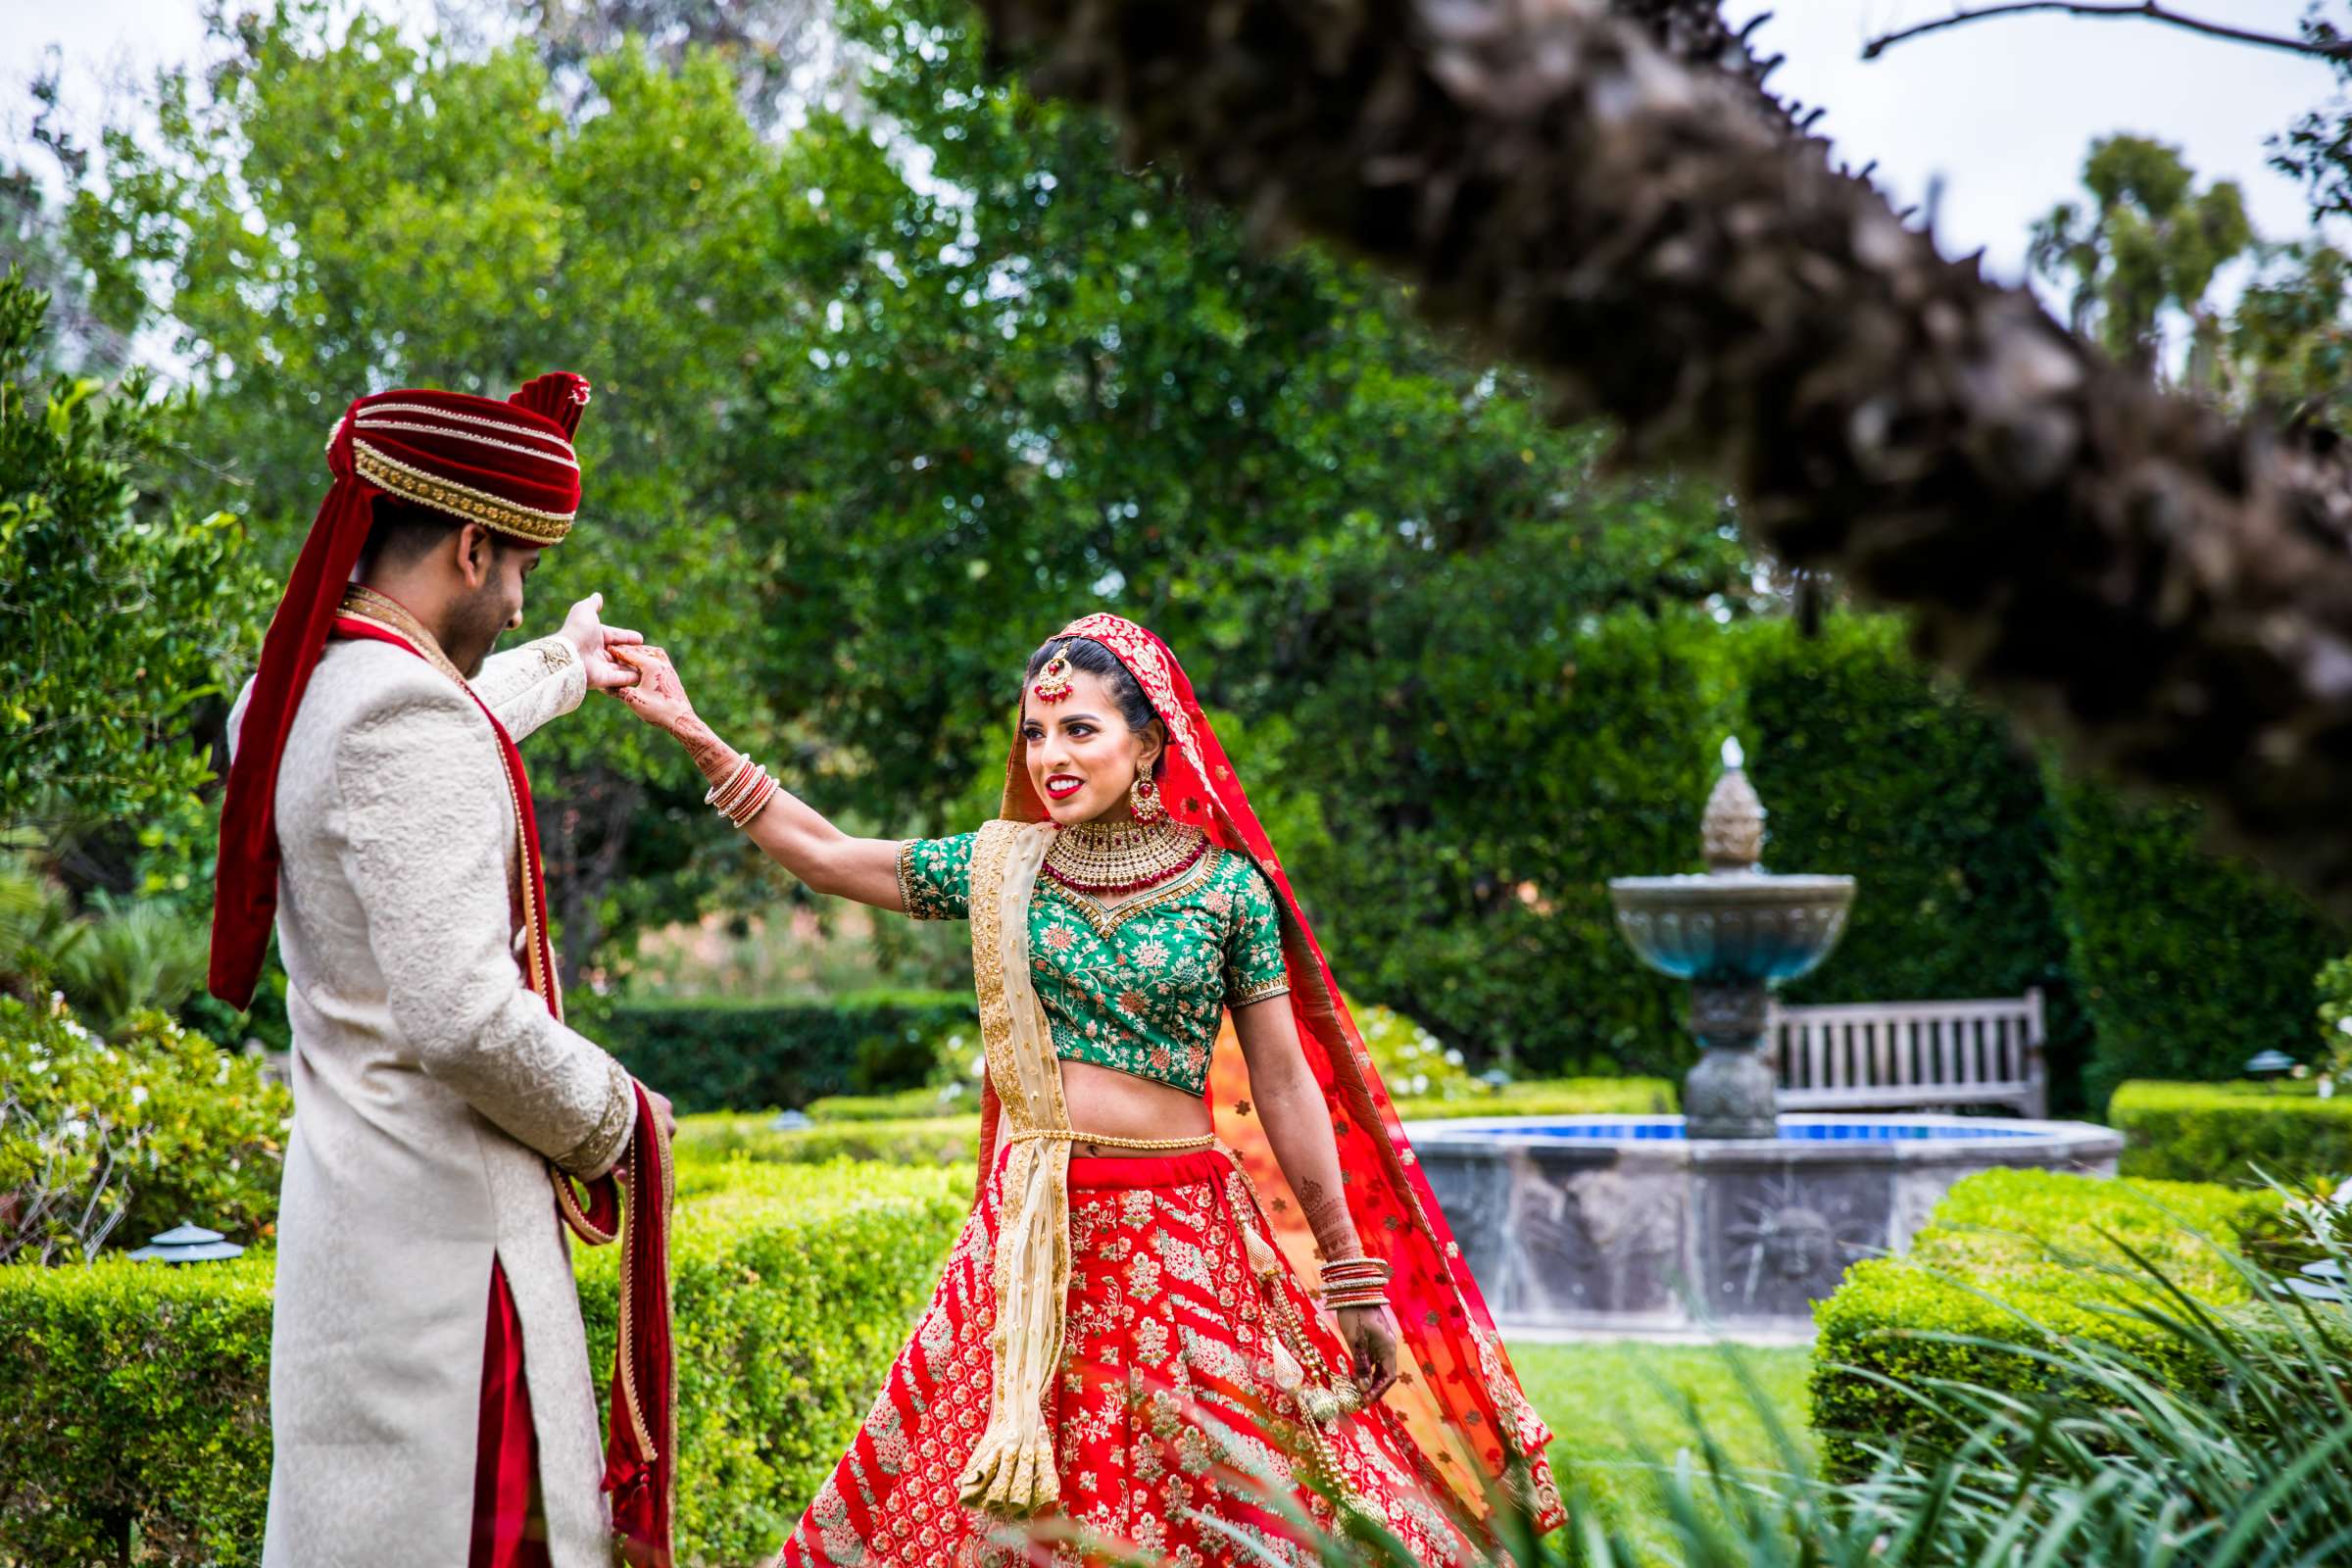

{"left": 1129, "top": 767, "right": 1168, "bottom": 825}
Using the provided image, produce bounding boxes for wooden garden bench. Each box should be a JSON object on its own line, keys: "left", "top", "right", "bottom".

{"left": 1767, "top": 990, "right": 2047, "bottom": 1119}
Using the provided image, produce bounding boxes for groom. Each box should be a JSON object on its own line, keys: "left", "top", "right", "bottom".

{"left": 211, "top": 373, "right": 673, "bottom": 1568}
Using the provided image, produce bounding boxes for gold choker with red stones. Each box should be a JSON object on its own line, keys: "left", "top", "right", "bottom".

{"left": 1044, "top": 817, "right": 1208, "bottom": 897}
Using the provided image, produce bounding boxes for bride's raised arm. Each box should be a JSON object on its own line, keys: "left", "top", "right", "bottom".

{"left": 612, "top": 646, "right": 908, "bottom": 911}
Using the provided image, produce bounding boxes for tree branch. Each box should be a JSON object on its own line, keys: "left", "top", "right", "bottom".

{"left": 1862, "top": 4, "right": 2350, "bottom": 63}
{"left": 969, "top": 0, "right": 2352, "bottom": 919}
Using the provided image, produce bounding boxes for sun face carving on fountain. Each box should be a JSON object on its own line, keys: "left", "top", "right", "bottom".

{"left": 1724, "top": 1173, "right": 1875, "bottom": 1302}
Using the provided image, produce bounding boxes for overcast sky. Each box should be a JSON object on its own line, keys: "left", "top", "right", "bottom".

{"left": 3, "top": 0, "right": 2340, "bottom": 303}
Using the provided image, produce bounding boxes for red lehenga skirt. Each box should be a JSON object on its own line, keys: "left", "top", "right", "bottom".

{"left": 775, "top": 1148, "right": 1476, "bottom": 1567}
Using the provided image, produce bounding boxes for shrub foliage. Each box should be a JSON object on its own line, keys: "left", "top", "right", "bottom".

{"left": 0, "top": 997, "right": 289, "bottom": 1263}
{"left": 1809, "top": 1167, "right": 2273, "bottom": 1480}
{"left": 2108, "top": 1078, "right": 2352, "bottom": 1183}
{"left": 0, "top": 1159, "right": 965, "bottom": 1566}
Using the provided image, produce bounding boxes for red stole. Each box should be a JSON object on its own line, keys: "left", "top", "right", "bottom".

{"left": 331, "top": 615, "right": 676, "bottom": 1567}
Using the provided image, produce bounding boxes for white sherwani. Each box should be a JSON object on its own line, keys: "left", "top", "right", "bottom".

{"left": 232, "top": 631, "right": 634, "bottom": 1568}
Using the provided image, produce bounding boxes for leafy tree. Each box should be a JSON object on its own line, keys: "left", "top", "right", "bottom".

{"left": 63, "top": 0, "right": 1744, "bottom": 1017}
{"left": 717, "top": 0, "right": 1751, "bottom": 1064}
{"left": 732, "top": 0, "right": 1747, "bottom": 809}
{"left": 2028, "top": 133, "right": 2255, "bottom": 387}
{"left": 2228, "top": 238, "right": 2352, "bottom": 430}
{"left": 65, "top": 3, "right": 827, "bottom": 979}
{"left": 0, "top": 270, "right": 267, "bottom": 879}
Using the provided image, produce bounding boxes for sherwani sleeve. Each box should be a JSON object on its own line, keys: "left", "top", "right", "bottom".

{"left": 334, "top": 685, "right": 634, "bottom": 1177}
{"left": 471, "top": 635, "right": 588, "bottom": 743}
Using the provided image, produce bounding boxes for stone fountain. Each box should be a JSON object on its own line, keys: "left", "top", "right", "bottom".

{"left": 1405, "top": 739, "right": 2122, "bottom": 1337}
{"left": 1607, "top": 738, "right": 1856, "bottom": 1139}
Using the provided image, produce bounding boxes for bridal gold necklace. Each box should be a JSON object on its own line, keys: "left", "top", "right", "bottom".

{"left": 1043, "top": 817, "right": 1208, "bottom": 898}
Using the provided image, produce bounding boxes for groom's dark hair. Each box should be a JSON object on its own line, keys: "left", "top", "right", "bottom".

{"left": 361, "top": 497, "right": 522, "bottom": 575}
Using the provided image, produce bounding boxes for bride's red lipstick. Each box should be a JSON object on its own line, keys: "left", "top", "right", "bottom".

{"left": 1045, "top": 775, "right": 1084, "bottom": 801}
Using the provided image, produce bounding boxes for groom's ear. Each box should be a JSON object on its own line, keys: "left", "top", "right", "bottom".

{"left": 453, "top": 522, "right": 496, "bottom": 589}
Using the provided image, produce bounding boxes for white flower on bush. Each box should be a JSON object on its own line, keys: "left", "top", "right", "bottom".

{"left": 130, "top": 1085, "right": 149, "bottom": 1105}
{"left": 970, "top": 1053, "right": 987, "bottom": 1079}
{"left": 1444, "top": 1048, "right": 1464, "bottom": 1066}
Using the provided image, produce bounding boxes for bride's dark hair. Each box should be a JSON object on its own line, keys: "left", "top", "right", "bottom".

{"left": 1024, "top": 636, "right": 1163, "bottom": 766}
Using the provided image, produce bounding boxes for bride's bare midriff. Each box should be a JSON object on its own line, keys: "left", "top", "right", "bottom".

{"left": 1056, "top": 1058, "right": 1215, "bottom": 1155}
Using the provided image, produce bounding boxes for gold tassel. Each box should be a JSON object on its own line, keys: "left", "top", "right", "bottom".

{"left": 957, "top": 1430, "right": 1061, "bottom": 1517}
{"left": 1237, "top": 1199, "right": 1363, "bottom": 1428}
{"left": 1242, "top": 1215, "right": 1282, "bottom": 1278}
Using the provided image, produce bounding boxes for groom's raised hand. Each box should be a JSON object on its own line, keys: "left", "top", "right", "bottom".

{"left": 560, "top": 593, "right": 646, "bottom": 692}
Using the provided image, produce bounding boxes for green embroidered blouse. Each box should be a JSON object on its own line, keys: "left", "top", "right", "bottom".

{"left": 897, "top": 829, "right": 1292, "bottom": 1098}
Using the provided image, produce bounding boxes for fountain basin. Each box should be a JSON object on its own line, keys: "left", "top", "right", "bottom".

{"left": 1411, "top": 1112, "right": 2122, "bottom": 1337}
{"left": 1607, "top": 872, "right": 1857, "bottom": 986}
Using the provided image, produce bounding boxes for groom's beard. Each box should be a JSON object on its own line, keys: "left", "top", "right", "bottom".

{"left": 445, "top": 580, "right": 513, "bottom": 679}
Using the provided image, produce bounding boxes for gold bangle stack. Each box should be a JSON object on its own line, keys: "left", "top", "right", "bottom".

{"left": 707, "top": 756, "right": 777, "bottom": 829}
{"left": 1319, "top": 1254, "right": 1392, "bottom": 1312}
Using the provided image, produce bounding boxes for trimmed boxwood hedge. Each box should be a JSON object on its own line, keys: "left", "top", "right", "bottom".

{"left": 601, "top": 989, "right": 976, "bottom": 1113}
{"left": 2108, "top": 1079, "right": 2352, "bottom": 1183}
{"left": 0, "top": 1253, "right": 275, "bottom": 1564}
{"left": 676, "top": 1111, "right": 980, "bottom": 1170}
{"left": 0, "top": 1160, "right": 967, "bottom": 1566}
{"left": 1391, "top": 1076, "right": 1676, "bottom": 1121}
{"left": 1809, "top": 1168, "right": 2275, "bottom": 1480}
{"left": 669, "top": 1077, "right": 1680, "bottom": 1176}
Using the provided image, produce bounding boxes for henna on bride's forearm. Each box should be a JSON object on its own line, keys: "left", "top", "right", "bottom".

{"left": 669, "top": 713, "right": 741, "bottom": 786}
{"left": 1296, "top": 1176, "right": 1362, "bottom": 1262}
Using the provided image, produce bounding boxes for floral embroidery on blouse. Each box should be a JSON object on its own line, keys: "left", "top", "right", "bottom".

{"left": 895, "top": 830, "right": 1291, "bottom": 1098}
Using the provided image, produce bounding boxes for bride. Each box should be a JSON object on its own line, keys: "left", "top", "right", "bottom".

{"left": 615, "top": 613, "right": 1558, "bottom": 1564}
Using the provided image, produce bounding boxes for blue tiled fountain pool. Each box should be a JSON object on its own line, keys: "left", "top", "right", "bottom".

{"left": 1469, "top": 1116, "right": 2053, "bottom": 1143}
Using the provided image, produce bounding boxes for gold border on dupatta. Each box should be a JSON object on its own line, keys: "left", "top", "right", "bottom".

{"left": 958, "top": 818, "right": 1078, "bottom": 1519}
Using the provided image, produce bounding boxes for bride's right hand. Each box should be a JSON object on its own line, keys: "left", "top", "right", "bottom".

{"left": 611, "top": 645, "right": 698, "bottom": 733}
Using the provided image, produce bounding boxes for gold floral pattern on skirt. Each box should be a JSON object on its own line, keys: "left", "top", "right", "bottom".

{"left": 773, "top": 1151, "right": 1474, "bottom": 1568}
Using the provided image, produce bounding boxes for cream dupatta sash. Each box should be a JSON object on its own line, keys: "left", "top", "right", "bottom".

{"left": 956, "top": 818, "right": 1072, "bottom": 1517}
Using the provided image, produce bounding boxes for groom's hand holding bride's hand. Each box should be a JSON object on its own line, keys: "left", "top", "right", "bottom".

{"left": 560, "top": 593, "right": 647, "bottom": 692}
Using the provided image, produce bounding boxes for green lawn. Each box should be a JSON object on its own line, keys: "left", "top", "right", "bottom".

{"left": 1507, "top": 1340, "right": 1814, "bottom": 1553}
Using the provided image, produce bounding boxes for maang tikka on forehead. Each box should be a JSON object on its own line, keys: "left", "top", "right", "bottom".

{"left": 1032, "top": 650, "right": 1076, "bottom": 705}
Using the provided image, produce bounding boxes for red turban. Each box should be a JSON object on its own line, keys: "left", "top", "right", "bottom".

{"left": 209, "top": 372, "right": 594, "bottom": 1008}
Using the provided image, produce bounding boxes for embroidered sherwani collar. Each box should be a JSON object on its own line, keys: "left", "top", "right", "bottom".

{"left": 339, "top": 584, "right": 470, "bottom": 688}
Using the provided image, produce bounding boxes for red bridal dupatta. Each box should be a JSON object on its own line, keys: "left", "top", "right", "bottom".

{"left": 209, "top": 376, "right": 677, "bottom": 1567}
{"left": 979, "top": 612, "right": 1563, "bottom": 1532}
